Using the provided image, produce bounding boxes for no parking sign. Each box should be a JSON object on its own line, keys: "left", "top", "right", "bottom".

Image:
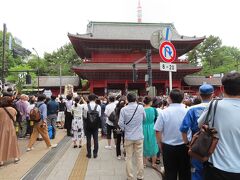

{"left": 159, "top": 41, "right": 176, "bottom": 63}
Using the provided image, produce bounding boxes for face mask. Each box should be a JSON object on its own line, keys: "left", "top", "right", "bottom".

{"left": 103, "top": 101, "right": 107, "bottom": 104}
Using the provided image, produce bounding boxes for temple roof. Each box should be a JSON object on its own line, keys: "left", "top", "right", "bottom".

{"left": 69, "top": 21, "right": 204, "bottom": 41}
{"left": 72, "top": 63, "right": 201, "bottom": 71}
{"left": 68, "top": 21, "right": 205, "bottom": 59}
{"left": 38, "top": 76, "right": 79, "bottom": 87}
{"left": 184, "top": 76, "right": 221, "bottom": 86}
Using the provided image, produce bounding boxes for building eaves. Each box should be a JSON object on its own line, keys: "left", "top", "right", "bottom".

{"left": 72, "top": 63, "right": 201, "bottom": 71}
{"left": 38, "top": 76, "right": 79, "bottom": 87}
{"left": 184, "top": 76, "right": 222, "bottom": 86}
{"left": 68, "top": 21, "right": 204, "bottom": 41}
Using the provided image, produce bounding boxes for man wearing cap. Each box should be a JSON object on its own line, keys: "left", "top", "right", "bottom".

{"left": 180, "top": 83, "right": 214, "bottom": 180}
{"left": 198, "top": 72, "right": 240, "bottom": 180}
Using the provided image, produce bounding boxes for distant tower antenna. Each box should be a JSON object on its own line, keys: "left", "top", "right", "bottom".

{"left": 137, "top": 0, "right": 142, "bottom": 23}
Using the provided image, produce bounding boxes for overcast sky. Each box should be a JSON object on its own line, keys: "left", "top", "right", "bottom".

{"left": 1, "top": 0, "right": 239, "bottom": 57}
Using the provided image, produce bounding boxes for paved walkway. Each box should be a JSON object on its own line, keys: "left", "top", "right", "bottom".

{"left": 0, "top": 129, "right": 66, "bottom": 180}
{"left": 84, "top": 140, "right": 162, "bottom": 180}
{"left": 0, "top": 132, "right": 163, "bottom": 180}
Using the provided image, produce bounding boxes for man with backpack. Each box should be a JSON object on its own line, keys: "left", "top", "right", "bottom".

{"left": 27, "top": 94, "right": 57, "bottom": 151}
{"left": 83, "top": 94, "right": 101, "bottom": 158}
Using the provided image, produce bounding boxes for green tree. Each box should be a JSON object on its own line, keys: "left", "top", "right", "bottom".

{"left": 187, "top": 48, "right": 200, "bottom": 66}
{"left": 42, "top": 43, "right": 81, "bottom": 76}
{"left": 188, "top": 35, "right": 240, "bottom": 76}
{"left": 0, "top": 30, "right": 30, "bottom": 84}
{"left": 199, "top": 35, "right": 222, "bottom": 68}
{"left": 7, "top": 64, "right": 37, "bottom": 93}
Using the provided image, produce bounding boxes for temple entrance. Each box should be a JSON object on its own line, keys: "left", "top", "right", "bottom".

{"left": 93, "top": 87, "right": 105, "bottom": 96}
{"left": 128, "top": 82, "right": 146, "bottom": 96}
{"left": 153, "top": 83, "right": 165, "bottom": 96}
{"left": 107, "top": 83, "right": 125, "bottom": 96}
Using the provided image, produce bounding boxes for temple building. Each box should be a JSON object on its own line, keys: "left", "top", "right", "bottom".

{"left": 68, "top": 21, "right": 205, "bottom": 96}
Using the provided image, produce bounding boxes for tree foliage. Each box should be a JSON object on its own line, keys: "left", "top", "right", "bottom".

{"left": 187, "top": 35, "right": 240, "bottom": 75}
{"left": 0, "top": 31, "right": 27, "bottom": 73}
{"left": 7, "top": 64, "right": 36, "bottom": 93}
{"left": 42, "top": 43, "right": 81, "bottom": 76}
{"left": 1, "top": 29, "right": 82, "bottom": 91}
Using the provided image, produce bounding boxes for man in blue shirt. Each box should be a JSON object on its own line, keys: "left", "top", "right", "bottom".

{"left": 27, "top": 94, "right": 57, "bottom": 151}
{"left": 180, "top": 83, "right": 214, "bottom": 180}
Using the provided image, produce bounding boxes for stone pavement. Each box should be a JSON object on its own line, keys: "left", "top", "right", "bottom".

{"left": 84, "top": 140, "right": 162, "bottom": 180}
{"left": 0, "top": 129, "right": 66, "bottom": 180}
{"left": 47, "top": 138, "right": 162, "bottom": 180}
{"left": 0, "top": 131, "right": 163, "bottom": 180}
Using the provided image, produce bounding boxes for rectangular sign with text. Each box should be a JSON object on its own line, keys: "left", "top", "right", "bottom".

{"left": 160, "top": 62, "right": 177, "bottom": 72}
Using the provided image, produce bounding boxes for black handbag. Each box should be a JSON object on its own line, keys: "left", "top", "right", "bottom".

{"left": 188, "top": 99, "right": 220, "bottom": 162}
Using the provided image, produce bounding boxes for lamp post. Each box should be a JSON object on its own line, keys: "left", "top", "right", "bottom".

{"left": 2, "top": 24, "right": 7, "bottom": 89}
{"left": 59, "top": 63, "right": 62, "bottom": 96}
{"left": 32, "top": 48, "right": 40, "bottom": 94}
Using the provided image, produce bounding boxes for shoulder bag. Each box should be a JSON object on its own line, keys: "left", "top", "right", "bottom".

{"left": 188, "top": 99, "right": 220, "bottom": 162}
{"left": 125, "top": 105, "right": 139, "bottom": 125}
{"left": 3, "top": 107, "right": 15, "bottom": 124}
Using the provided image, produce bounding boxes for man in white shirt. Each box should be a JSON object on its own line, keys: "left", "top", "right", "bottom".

{"left": 154, "top": 89, "right": 191, "bottom": 180}
{"left": 198, "top": 72, "right": 240, "bottom": 180}
{"left": 83, "top": 94, "right": 101, "bottom": 158}
{"left": 104, "top": 96, "right": 117, "bottom": 149}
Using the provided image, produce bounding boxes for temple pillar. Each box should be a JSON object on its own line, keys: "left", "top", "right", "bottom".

{"left": 89, "top": 80, "right": 94, "bottom": 93}
{"left": 124, "top": 80, "right": 128, "bottom": 95}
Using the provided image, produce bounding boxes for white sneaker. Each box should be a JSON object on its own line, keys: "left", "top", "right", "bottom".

{"left": 117, "top": 156, "right": 121, "bottom": 160}
{"left": 50, "top": 144, "right": 58, "bottom": 148}
{"left": 104, "top": 145, "right": 112, "bottom": 150}
{"left": 26, "top": 147, "right": 34, "bottom": 152}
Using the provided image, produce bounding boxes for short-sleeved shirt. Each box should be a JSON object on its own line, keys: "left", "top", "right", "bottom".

{"left": 118, "top": 102, "right": 146, "bottom": 141}
{"left": 83, "top": 101, "right": 101, "bottom": 119}
{"left": 72, "top": 104, "right": 84, "bottom": 118}
{"left": 180, "top": 102, "right": 209, "bottom": 136}
{"left": 105, "top": 102, "right": 116, "bottom": 126}
{"left": 154, "top": 103, "right": 188, "bottom": 145}
{"left": 198, "top": 98, "right": 240, "bottom": 173}
{"left": 37, "top": 102, "right": 47, "bottom": 120}
{"left": 47, "top": 100, "right": 59, "bottom": 115}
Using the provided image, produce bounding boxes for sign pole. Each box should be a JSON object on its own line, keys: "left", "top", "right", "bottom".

{"left": 165, "top": 28, "right": 173, "bottom": 92}
{"left": 169, "top": 68, "right": 172, "bottom": 91}
{"left": 154, "top": 27, "right": 177, "bottom": 94}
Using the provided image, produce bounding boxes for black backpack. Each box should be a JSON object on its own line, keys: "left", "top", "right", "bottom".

{"left": 85, "top": 104, "right": 100, "bottom": 131}
{"left": 108, "top": 109, "right": 118, "bottom": 127}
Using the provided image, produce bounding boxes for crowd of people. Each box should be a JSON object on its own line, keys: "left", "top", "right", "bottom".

{"left": 0, "top": 72, "right": 239, "bottom": 180}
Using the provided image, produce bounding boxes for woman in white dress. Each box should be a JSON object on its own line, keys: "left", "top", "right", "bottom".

{"left": 71, "top": 97, "right": 85, "bottom": 148}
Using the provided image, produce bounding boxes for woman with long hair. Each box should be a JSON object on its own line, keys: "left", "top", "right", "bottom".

{"left": 114, "top": 98, "right": 127, "bottom": 160}
{"left": 0, "top": 96, "right": 20, "bottom": 166}
{"left": 71, "top": 97, "right": 85, "bottom": 148}
{"left": 143, "top": 96, "right": 159, "bottom": 168}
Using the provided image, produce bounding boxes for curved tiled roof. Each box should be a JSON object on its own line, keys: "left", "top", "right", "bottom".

{"left": 38, "top": 76, "right": 79, "bottom": 87}
{"left": 69, "top": 21, "right": 204, "bottom": 41}
{"left": 72, "top": 63, "right": 201, "bottom": 71}
{"left": 184, "top": 76, "right": 222, "bottom": 86}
